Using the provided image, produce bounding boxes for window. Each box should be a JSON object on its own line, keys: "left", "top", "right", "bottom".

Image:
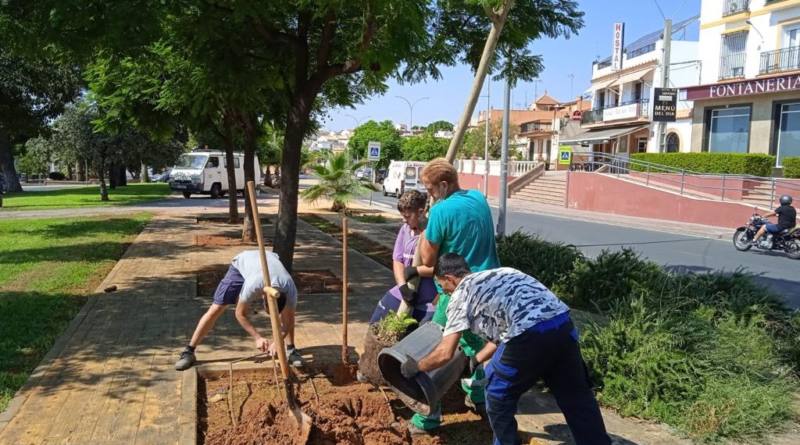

{"left": 597, "top": 91, "right": 606, "bottom": 110}
{"left": 666, "top": 133, "right": 680, "bottom": 153}
{"left": 634, "top": 82, "right": 643, "bottom": 102}
{"left": 224, "top": 157, "right": 240, "bottom": 168}
{"left": 775, "top": 102, "right": 800, "bottom": 167}
{"left": 206, "top": 157, "right": 220, "bottom": 168}
{"left": 637, "top": 138, "right": 648, "bottom": 153}
{"left": 617, "top": 136, "right": 629, "bottom": 153}
{"left": 706, "top": 106, "right": 751, "bottom": 153}
{"left": 719, "top": 32, "right": 747, "bottom": 79}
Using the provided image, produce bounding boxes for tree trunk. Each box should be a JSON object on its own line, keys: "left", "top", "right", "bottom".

{"left": 0, "top": 131, "right": 23, "bottom": 192}
{"left": 98, "top": 159, "right": 109, "bottom": 201}
{"left": 76, "top": 159, "right": 86, "bottom": 182}
{"left": 264, "top": 165, "right": 273, "bottom": 187}
{"left": 140, "top": 162, "right": 150, "bottom": 183}
{"left": 118, "top": 165, "right": 128, "bottom": 186}
{"left": 109, "top": 164, "right": 117, "bottom": 189}
{"left": 274, "top": 103, "right": 311, "bottom": 273}
{"left": 444, "top": 0, "right": 514, "bottom": 163}
{"left": 222, "top": 123, "right": 239, "bottom": 224}
{"left": 241, "top": 114, "right": 259, "bottom": 243}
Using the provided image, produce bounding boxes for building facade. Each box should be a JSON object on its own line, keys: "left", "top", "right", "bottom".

{"left": 518, "top": 94, "right": 591, "bottom": 168}
{"left": 684, "top": 0, "right": 800, "bottom": 169}
{"left": 565, "top": 18, "right": 700, "bottom": 155}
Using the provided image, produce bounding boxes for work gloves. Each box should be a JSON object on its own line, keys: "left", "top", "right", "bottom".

{"left": 398, "top": 283, "right": 417, "bottom": 303}
{"left": 401, "top": 354, "right": 420, "bottom": 379}
{"left": 403, "top": 266, "right": 419, "bottom": 283}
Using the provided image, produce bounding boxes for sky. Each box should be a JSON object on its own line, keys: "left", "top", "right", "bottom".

{"left": 322, "top": 0, "right": 701, "bottom": 132}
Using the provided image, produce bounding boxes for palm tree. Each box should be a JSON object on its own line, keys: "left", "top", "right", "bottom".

{"left": 301, "top": 150, "right": 376, "bottom": 212}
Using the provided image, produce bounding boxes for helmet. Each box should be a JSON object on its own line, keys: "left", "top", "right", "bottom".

{"left": 780, "top": 195, "right": 792, "bottom": 206}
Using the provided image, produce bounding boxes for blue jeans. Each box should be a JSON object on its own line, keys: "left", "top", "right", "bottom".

{"left": 485, "top": 317, "right": 611, "bottom": 445}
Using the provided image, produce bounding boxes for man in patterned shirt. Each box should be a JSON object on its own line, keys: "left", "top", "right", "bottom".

{"left": 401, "top": 254, "right": 610, "bottom": 445}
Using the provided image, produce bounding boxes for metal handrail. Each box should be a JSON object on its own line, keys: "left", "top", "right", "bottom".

{"left": 759, "top": 46, "right": 800, "bottom": 75}
{"left": 569, "top": 152, "right": 800, "bottom": 208}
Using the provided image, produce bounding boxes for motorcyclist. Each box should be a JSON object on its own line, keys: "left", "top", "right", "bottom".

{"left": 752, "top": 195, "right": 797, "bottom": 246}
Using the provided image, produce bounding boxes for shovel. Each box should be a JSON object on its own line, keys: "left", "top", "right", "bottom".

{"left": 246, "top": 181, "right": 312, "bottom": 443}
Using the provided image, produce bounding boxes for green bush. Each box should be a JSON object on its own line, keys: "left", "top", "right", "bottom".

{"left": 566, "top": 248, "right": 667, "bottom": 312}
{"left": 496, "top": 231, "right": 583, "bottom": 289}
{"left": 496, "top": 230, "right": 799, "bottom": 442}
{"left": 783, "top": 157, "right": 800, "bottom": 178}
{"left": 630, "top": 153, "right": 775, "bottom": 176}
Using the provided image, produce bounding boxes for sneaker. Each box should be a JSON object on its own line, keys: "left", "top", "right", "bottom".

{"left": 407, "top": 423, "right": 434, "bottom": 436}
{"left": 175, "top": 350, "right": 196, "bottom": 371}
{"left": 464, "top": 395, "right": 487, "bottom": 417}
{"left": 287, "top": 348, "right": 304, "bottom": 368}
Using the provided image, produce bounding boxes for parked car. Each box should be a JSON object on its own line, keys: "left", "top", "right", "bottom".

{"left": 151, "top": 168, "right": 172, "bottom": 182}
{"left": 355, "top": 167, "right": 373, "bottom": 180}
{"left": 169, "top": 150, "right": 260, "bottom": 199}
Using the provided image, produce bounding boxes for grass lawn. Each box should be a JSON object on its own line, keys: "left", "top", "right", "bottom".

{"left": 0, "top": 214, "right": 151, "bottom": 412}
{"left": 1, "top": 183, "right": 171, "bottom": 210}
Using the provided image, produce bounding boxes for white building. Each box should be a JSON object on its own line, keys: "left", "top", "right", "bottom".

{"left": 307, "top": 129, "right": 352, "bottom": 153}
{"left": 683, "top": 0, "right": 800, "bottom": 168}
{"left": 564, "top": 18, "right": 700, "bottom": 154}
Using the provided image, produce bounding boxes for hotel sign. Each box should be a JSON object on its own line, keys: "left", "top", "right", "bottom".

{"left": 685, "top": 74, "right": 800, "bottom": 100}
{"left": 603, "top": 102, "right": 638, "bottom": 121}
{"left": 612, "top": 23, "right": 625, "bottom": 71}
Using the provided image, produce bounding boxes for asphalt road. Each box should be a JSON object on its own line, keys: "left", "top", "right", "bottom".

{"left": 361, "top": 191, "right": 800, "bottom": 308}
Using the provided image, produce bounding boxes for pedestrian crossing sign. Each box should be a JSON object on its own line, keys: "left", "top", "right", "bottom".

{"left": 558, "top": 146, "right": 572, "bottom": 165}
{"left": 368, "top": 141, "right": 381, "bottom": 161}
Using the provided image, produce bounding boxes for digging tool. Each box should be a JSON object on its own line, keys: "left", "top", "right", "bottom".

{"left": 246, "top": 181, "right": 312, "bottom": 443}
{"left": 341, "top": 214, "right": 349, "bottom": 365}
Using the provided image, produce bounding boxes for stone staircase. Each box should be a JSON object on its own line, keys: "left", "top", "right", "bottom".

{"left": 741, "top": 180, "right": 776, "bottom": 209}
{"left": 510, "top": 171, "right": 567, "bottom": 206}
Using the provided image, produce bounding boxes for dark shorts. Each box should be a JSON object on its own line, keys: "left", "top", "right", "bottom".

{"left": 212, "top": 264, "right": 286, "bottom": 311}
{"left": 213, "top": 265, "right": 245, "bottom": 305}
{"left": 766, "top": 223, "right": 782, "bottom": 234}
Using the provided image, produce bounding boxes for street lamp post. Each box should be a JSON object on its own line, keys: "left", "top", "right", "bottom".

{"left": 395, "top": 96, "right": 429, "bottom": 134}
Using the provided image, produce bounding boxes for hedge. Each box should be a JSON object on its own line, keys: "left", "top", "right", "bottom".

{"left": 783, "top": 157, "right": 800, "bottom": 178}
{"left": 630, "top": 153, "right": 775, "bottom": 177}
{"left": 497, "top": 232, "right": 799, "bottom": 442}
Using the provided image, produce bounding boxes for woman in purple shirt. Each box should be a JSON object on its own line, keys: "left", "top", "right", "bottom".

{"left": 369, "top": 190, "right": 437, "bottom": 323}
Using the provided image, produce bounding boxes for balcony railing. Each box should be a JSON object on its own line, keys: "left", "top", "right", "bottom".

{"left": 723, "top": 0, "right": 749, "bottom": 16}
{"left": 581, "top": 108, "right": 604, "bottom": 125}
{"left": 719, "top": 52, "right": 746, "bottom": 80}
{"left": 760, "top": 46, "right": 800, "bottom": 75}
{"left": 582, "top": 99, "right": 650, "bottom": 125}
{"left": 519, "top": 122, "right": 553, "bottom": 134}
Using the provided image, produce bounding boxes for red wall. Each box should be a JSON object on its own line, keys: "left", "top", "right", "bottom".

{"left": 458, "top": 173, "right": 510, "bottom": 199}
{"left": 566, "top": 172, "right": 758, "bottom": 228}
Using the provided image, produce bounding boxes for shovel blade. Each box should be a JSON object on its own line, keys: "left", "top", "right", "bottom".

{"left": 284, "top": 380, "right": 312, "bottom": 444}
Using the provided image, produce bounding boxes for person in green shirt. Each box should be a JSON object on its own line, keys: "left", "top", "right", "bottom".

{"left": 402, "top": 158, "right": 500, "bottom": 435}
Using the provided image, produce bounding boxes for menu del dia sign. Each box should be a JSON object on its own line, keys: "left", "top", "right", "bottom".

{"left": 653, "top": 88, "right": 677, "bottom": 122}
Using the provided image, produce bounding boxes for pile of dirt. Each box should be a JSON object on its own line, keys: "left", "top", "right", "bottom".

{"left": 199, "top": 367, "right": 493, "bottom": 445}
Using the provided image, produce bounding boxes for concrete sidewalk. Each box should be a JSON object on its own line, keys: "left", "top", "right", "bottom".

{"left": 0, "top": 195, "right": 691, "bottom": 445}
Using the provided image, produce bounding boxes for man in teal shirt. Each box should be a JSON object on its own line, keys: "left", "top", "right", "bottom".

{"left": 403, "top": 158, "right": 500, "bottom": 434}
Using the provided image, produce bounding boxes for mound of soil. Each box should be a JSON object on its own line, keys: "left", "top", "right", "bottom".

{"left": 199, "top": 366, "right": 493, "bottom": 445}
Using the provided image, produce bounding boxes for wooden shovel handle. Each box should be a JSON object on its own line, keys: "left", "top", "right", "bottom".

{"left": 246, "top": 181, "right": 291, "bottom": 380}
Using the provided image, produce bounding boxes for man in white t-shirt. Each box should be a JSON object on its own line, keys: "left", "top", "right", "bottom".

{"left": 175, "top": 250, "right": 302, "bottom": 370}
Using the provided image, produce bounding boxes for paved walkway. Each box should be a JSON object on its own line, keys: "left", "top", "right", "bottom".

{"left": 0, "top": 194, "right": 699, "bottom": 445}
{"left": 0, "top": 196, "right": 391, "bottom": 445}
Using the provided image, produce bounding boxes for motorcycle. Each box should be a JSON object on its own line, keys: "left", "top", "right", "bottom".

{"left": 733, "top": 214, "right": 800, "bottom": 259}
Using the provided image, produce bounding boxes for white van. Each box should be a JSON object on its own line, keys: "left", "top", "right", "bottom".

{"left": 169, "top": 150, "right": 260, "bottom": 199}
{"left": 382, "top": 160, "right": 427, "bottom": 197}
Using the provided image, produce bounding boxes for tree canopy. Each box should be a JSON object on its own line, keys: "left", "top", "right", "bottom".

{"left": 348, "top": 121, "right": 403, "bottom": 169}
{"left": 402, "top": 133, "right": 449, "bottom": 162}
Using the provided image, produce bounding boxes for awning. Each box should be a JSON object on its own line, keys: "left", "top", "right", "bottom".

{"left": 560, "top": 125, "right": 649, "bottom": 145}
{"left": 592, "top": 67, "right": 655, "bottom": 91}
{"left": 615, "top": 67, "right": 654, "bottom": 87}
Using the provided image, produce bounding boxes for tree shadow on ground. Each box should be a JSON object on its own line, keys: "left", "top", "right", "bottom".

{"left": 5, "top": 217, "right": 151, "bottom": 239}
